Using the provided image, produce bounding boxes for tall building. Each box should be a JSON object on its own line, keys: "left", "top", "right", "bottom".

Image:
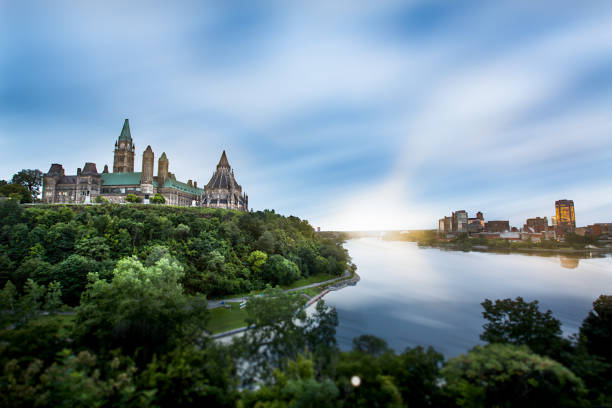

{"left": 452, "top": 210, "right": 468, "bottom": 233}
{"left": 113, "top": 119, "right": 135, "bottom": 173}
{"left": 42, "top": 119, "right": 249, "bottom": 210}
{"left": 555, "top": 199, "right": 576, "bottom": 229}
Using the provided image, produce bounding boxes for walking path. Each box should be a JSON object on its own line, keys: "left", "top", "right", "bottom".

{"left": 206, "top": 269, "right": 351, "bottom": 309}
{"left": 209, "top": 271, "right": 360, "bottom": 340}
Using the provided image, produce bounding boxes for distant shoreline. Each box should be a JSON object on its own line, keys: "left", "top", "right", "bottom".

{"left": 414, "top": 242, "right": 612, "bottom": 257}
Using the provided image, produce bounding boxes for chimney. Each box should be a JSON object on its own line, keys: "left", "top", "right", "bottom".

{"left": 77, "top": 168, "right": 82, "bottom": 175}
{"left": 188, "top": 179, "right": 193, "bottom": 187}
{"left": 194, "top": 181, "right": 197, "bottom": 188}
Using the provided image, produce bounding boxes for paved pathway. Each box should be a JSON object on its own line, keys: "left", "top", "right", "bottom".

{"left": 206, "top": 270, "right": 351, "bottom": 309}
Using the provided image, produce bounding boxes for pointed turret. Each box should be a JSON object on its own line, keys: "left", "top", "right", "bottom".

{"left": 216, "top": 150, "right": 230, "bottom": 169}
{"left": 141, "top": 145, "right": 154, "bottom": 185}
{"left": 118, "top": 119, "right": 132, "bottom": 142}
{"left": 158, "top": 152, "right": 169, "bottom": 187}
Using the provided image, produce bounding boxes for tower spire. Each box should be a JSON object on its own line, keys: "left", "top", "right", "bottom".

{"left": 217, "top": 150, "right": 230, "bottom": 169}
{"left": 118, "top": 119, "right": 132, "bottom": 142}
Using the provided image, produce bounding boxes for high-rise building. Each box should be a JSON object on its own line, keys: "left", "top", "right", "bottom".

{"left": 452, "top": 210, "right": 468, "bottom": 233}
{"left": 555, "top": 199, "right": 576, "bottom": 229}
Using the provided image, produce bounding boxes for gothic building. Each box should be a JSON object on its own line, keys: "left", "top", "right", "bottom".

{"left": 202, "top": 151, "right": 248, "bottom": 211}
{"left": 42, "top": 119, "right": 248, "bottom": 211}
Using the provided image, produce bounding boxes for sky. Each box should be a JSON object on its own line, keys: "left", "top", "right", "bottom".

{"left": 1, "top": 1, "right": 612, "bottom": 230}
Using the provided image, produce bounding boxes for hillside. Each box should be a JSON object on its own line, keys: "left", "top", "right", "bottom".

{"left": 0, "top": 201, "right": 352, "bottom": 304}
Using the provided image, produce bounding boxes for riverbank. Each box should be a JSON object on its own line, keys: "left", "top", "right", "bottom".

{"left": 208, "top": 270, "right": 360, "bottom": 339}
{"left": 417, "top": 242, "right": 612, "bottom": 256}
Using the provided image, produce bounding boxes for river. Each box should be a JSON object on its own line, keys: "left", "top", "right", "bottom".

{"left": 322, "top": 238, "right": 612, "bottom": 357}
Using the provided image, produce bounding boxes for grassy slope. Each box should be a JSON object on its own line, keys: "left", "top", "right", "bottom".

{"left": 206, "top": 302, "right": 249, "bottom": 334}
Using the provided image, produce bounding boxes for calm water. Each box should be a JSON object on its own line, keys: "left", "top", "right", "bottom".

{"left": 323, "top": 238, "right": 612, "bottom": 357}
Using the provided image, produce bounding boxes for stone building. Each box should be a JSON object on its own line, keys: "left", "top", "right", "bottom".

{"left": 43, "top": 119, "right": 249, "bottom": 209}
{"left": 202, "top": 151, "right": 248, "bottom": 211}
{"left": 43, "top": 162, "right": 102, "bottom": 204}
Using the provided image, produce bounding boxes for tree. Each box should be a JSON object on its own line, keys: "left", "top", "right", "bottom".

{"left": 352, "top": 334, "right": 390, "bottom": 357}
{"left": 11, "top": 169, "right": 42, "bottom": 201}
{"left": 442, "top": 344, "right": 587, "bottom": 408}
{"left": 256, "top": 230, "right": 276, "bottom": 253}
{"left": 150, "top": 193, "right": 165, "bottom": 204}
{"left": 0, "top": 183, "right": 32, "bottom": 203}
{"left": 240, "top": 355, "right": 339, "bottom": 408}
{"left": 335, "top": 349, "right": 403, "bottom": 408}
{"left": 94, "top": 195, "right": 109, "bottom": 204}
{"left": 52, "top": 254, "right": 98, "bottom": 305}
{"left": 125, "top": 193, "right": 142, "bottom": 203}
{"left": 262, "top": 254, "right": 301, "bottom": 286}
{"left": 75, "top": 256, "right": 208, "bottom": 365}
{"left": 238, "top": 287, "right": 309, "bottom": 383}
{"left": 383, "top": 346, "right": 445, "bottom": 408}
{"left": 480, "top": 297, "right": 568, "bottom": 358}
{"left": 0, "top": 350, "right": 143, "bottom": 408}
{"left": 246, "top": 250, "right": 267, "bottom": 276}
{"left": 579, "top": 295, "right": 612, "bottom": 364}
{"left": 140, "top": 344, "right": 238, "bottom": 407}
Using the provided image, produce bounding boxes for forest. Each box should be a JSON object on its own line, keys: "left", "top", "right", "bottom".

{"left": 1, "top": 200, "right": 611, "bottom": 407}
{"left": 0, "top": 200, "right": 352, "bottom": 303}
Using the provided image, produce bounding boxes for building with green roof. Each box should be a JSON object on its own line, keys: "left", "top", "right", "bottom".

{"left": 43, "top": 119, "right": 248, "bottom": 210}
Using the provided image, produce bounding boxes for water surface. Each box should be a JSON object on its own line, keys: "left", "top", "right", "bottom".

{"left": 323, "top": 238, "right": 612, "bottom": 357}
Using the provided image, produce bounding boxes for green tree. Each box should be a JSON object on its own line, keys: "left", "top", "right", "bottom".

{"left": 150, "top": 193, "right": 165, "bottom": 204}
{"left": 75, "top": 256, "right": 208, "bottom": 365}
{"left": 352, "top": 334, "right": 390, "bottom": 357}
{"left": 256, "top": 230, "right": 276, "bottom": 253}
{"left": 246, "top": 250, "right": 267, "bottom": 276}
{"left": 480, "top": 297, "right": 568, "bottom": 358}
{"left": 75, "top": 236, "right": 110, "bottom": 261}
{"left": 11, "top": 169, "right": 43, "bottom": 201}
{"left": 125, "top": 194, "right": 142, "bottom": 203}
{"left": 442, "top": 344, "right": 587, "bottom": 408}
{"left": 579, "top": 295, "right": 612, "bottom": 365}
{"left": 240, "top": 355, "right": 339, "bottom": 408}
{"left": 262, "top": 254, "right": 301, "bottom": 286}
{"left": 140, "top": 344, "right": 238, "bottom": 407}
{"left": 0, "top": 350, "right": 145, "bottom": 408}
{"left": 239, "top": 288, "right": 309, "bottom": 383}
{"left": 94, "top": 195, "right": 110, "bottom": 204}
{"left": 52, "top": 254, "right": 98, "bottom": 305}
{"left": 0, "top": 183, "right": 32, "bottom": 203}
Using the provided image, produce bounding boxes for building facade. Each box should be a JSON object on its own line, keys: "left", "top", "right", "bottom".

{"left": 555, "top": 199, "right": 576, "bottom": 229}
{"left": 42, "top": 119, "right": 248, "bottom": 210}
{"left": 485, "top": 220, "right": 510, "bottom": 233}
{"left": 524, "top": 216, "right": 548, "bottom": 233}
{"left": 202, "top": 151, "right": 248, "bottom": 211}
{"left": 452, "top": 210, "right": 468, "bottom": 233}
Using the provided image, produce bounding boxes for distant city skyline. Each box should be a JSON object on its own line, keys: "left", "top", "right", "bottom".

{"left": 2, "top": 1, "right": 612, "bottom": 230}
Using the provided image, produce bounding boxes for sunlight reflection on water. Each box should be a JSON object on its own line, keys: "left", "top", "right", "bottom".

{"left": 323, "top": 238, "right": 612, "bottom": 357}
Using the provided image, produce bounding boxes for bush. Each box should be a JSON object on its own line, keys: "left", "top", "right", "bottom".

{"left": 125, "top": 194, "right": 142, "bottom": 203}
{"left": 150, "top": 193, "right": 165, "bottom": 204}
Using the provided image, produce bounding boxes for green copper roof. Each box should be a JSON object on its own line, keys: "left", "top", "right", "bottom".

{"left": 101, "top": 171, "right": 204, "bottom": 195}
{"left": 118, "top": 119, "right": 132, "bottom": 142}
{"left": 102, "top": 172, "right": 142, "bottom": 186}
{"left": 163, "top": 178, "right": 204, "bottom": 195}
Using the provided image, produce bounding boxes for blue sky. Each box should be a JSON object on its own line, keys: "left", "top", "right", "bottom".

{"left": 1, "top": 1, "right": 612, "bottom": 230}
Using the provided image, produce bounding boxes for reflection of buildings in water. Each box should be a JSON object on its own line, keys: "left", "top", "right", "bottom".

{"left": 560, "top": 257, "right": 580, "bottom": 269}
